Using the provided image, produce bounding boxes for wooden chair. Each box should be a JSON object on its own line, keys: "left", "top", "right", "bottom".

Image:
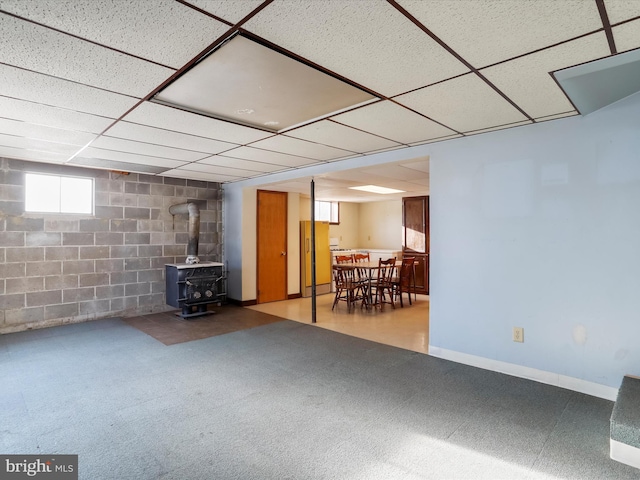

{"left": 353, "top": 252, "right": 369, "bottom": 263}
{"left": 334, "top": 254, "right": 354, "bottom": 264}
{"left": 392, "top": 257, "right": 415, "bottom": 307}
{"left": 332, "top": 264, "right": 361, "bottom": 312}
{"left": 352, "top": 252, "right": 371, "bottom": 306}
{"left": 369, "top": 257, "right": 396, "bottom": 310}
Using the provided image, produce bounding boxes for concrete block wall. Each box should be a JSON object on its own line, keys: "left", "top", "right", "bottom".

{"left": 0, "top": 158, "right": 223, "bottom": 333}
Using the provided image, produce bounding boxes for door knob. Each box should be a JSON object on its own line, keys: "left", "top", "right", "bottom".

{"left": 281, "top": 251, "right": 287, "bottom": 256}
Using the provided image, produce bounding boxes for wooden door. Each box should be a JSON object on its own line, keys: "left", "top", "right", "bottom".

{"left": 257, "top": 190, "right": 288, "bottom": 303}
{"left": 402, "top": 196, "right": 429, "bottom": 294}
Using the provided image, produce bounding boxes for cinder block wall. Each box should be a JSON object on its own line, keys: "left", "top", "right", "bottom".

{"left": 0, "top": 158, "right": 223, "bottom": 333}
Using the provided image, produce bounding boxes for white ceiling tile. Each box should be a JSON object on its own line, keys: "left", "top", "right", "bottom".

{"left": 398, "top": 0, "right": 603, "bottom": 68}
{"left": 249, "top": 135, "right": 353, "bottom": 161}
{"left": 0, "top": 64, "right": 139, "bottom": 117}
{"left": 0, "top": 96, "right": 114, "bottom": 134}
{"left": 373, "top": 179, "right": 425, "bottom": 192}
{"left": 613, "top": 19, "right": 640, "bottom": 53}
{"left": 80, "top": 147, "right": 187, "bottom": 169}
{"left": 175, "top": 162, "right": 264, "bottom": 178}
{"left": 0, "top": 118, "right": 97, "bottom": 145}
{"left": 324, "top": 153, "right": 362, "bottom": 163}
{"left": 103, "top": 121, "right": 236, "bottom": 154}
{"left": 604, "top": 0, "right": 640, "bottom": 24}
{"left": 409, "top": 134, "right": 462, "bottom": 146}
{"left": 0, "top": 0, "right": 230, "bottom": 69}
{"left": 199, "top": 155, "right": 289, "bottom": 173}
{"left": 398, "top": 157, "right": 429, "bottom": 173}
{"left": 535, "top": 111, "right": 579, "bottom": 122}
{"left": 360, "top": 164, "right": 429, "bottom": 182}
{"left": 90, "top": 136, "right": 208, "bottom": 162}
{"left": 0, "top": 133, "right": 81, "bottom": 156}
{"left": 402, "top": 180, "right": 430, "bottom": 193}
{"left": 0, "top": 145, "right": 69, "bottom": 164}
{"left": 69, "top": 157, "right": 166, "bottom": 174}
{"left": 257, "top": 181, "right": 309, "bottom": 195}
{"left": 216, "top": 146, "right": 319, "bottom": 168}
{"left": 395, "top": 74, "right": 527, "bottom": 132}
{"left": 161, "top": 169, "right": 243, "bottom": 183}
{"left": 188, "top": 0, "right": 274, "bottom": 24}
{"left": 123, "top": 102, "right": 273, "bottom": 145}
{"left": 0, "top": 15, "right": 173, "bottom": 97}
{"left": 332, "top": 101, "right": 456, "bottom": 144}
{"left": 244, "top": 0, "right": 469, "bottom": 96}
{"left": 464, "top": 120, "right": 532, "bottom": 136}
{"left": 482, "top": 33, "right": 611, "bottom": 119}
{"left": 285, "top": 120, "right": 401, "bottom": 153}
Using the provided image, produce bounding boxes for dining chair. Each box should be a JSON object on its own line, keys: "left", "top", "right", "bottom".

{"left": 351, "top": 252, "right": 371, "bottom": 305}
{"left": 334, "top": 254, "right": 354, "bottom": 264}
{"left": 392, "top": 257, "right": 415, "bottom": 307}
{"left": 370, "top": 257, "right": 396, "bottom": 310}
{"left": 331, "top": 264, "right": 361, "bottom": 313}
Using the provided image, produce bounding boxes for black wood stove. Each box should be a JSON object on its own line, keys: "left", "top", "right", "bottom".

{"left": 165, "top": 262, "right": 226, "bottom": 318}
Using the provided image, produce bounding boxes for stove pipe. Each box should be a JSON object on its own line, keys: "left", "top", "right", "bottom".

{"left": 169, "top": 202, "right": 200, "bottom": 264}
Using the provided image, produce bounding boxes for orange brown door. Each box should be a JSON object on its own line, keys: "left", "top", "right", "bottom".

{"left": 257, "top": 190, "right": 288, "bottom": 303}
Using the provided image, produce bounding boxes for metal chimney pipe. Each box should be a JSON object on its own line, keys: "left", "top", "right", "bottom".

{"left": 169, "top": 202, "right": 200, "bottom": 264}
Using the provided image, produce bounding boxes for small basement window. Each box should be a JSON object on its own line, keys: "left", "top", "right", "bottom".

{"left": 25, "top": 172, "right": 94, "bottom": 214}
{"left": 315, "top": 200, "right": 339, "bottom": 224}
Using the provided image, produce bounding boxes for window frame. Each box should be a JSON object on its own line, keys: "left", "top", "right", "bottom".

{"left": 24, "top": 172, "right": 95, "bottom": 215}
{"left": 314, "top": 200, "right": 340, "bottom": 224}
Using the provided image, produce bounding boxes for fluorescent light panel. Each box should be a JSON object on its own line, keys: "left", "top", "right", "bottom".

{"left": 349, "top": 185, "right": 406, "bottom": 194}
{"left": 153, "top": 34, "right": 377, "bottom": 132}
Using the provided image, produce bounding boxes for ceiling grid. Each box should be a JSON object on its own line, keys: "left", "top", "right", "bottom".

{"left": 0, "top": 0, "right": 638, "bottom": 199}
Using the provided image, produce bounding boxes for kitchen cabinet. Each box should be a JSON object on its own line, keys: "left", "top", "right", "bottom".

{"left": 402, "top": 196, "right": 429, "bottom": 295}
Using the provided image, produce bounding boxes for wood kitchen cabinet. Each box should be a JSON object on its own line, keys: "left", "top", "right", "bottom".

{"left": 402, "top": 196, "right": 429, "bottom": 295}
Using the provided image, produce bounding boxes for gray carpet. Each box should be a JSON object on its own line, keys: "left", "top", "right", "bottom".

{"left": 1, "top": 318, "right": 638, "bottom": 479}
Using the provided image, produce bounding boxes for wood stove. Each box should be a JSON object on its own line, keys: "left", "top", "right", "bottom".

{"left": 165, "top": 262, "right": 226, "bottom": 318}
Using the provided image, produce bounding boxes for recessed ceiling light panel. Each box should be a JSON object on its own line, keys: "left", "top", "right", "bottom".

{"left": 153, "top": 35, "right": 377, "bottom": 132}
{"left": 349, "top": 185, "right": 406, "bottom": 194}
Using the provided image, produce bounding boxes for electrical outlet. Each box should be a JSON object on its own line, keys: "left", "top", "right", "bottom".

{"left": 513, "top": 327, "right": 524, "bottom": 343}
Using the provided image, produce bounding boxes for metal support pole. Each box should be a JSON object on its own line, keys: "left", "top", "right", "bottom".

{"left": 310, "top": 178, "right": 316, "bottom": 324}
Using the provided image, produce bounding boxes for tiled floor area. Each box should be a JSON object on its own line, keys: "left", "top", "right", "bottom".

{"left": 247, "top": 292, "right": 430, "bottom": 354}
{"left": 123, "top": 304, "right": 285, "bottom": 345}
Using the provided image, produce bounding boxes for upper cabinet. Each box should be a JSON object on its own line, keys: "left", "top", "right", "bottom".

{"left": 402, "top": 196, "right": 429, "bottom": 253}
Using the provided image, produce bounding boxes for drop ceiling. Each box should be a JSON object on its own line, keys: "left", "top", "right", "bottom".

{"left": 0, "top": 0, "right": 639, "bottom": 202}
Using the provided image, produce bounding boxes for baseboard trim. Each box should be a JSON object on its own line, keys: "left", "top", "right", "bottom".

{"left": 611, "top": 439, "right": 640, "bottom": 469}
{"left": 428, "top": 345, "right": 618, "bottom": 401}
{"left": 288, "top": 293, "right": 302, "bottom": 300}
{"left": 228, "top": 298, "right": 258, "bottom": 307}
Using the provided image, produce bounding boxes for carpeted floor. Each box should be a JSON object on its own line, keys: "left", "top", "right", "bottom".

{"left": 1, "top": 317, "right": 638, "bottom": 479}
{"left": 122, "top": 303, "right": 285, "bottom": 345}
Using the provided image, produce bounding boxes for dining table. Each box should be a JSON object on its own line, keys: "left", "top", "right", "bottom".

{"left": 334, "top": 260, "right": 404, "bottom": 309}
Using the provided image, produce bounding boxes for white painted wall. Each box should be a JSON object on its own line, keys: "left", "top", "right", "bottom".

{"left": 429, "top": 92, "right": 640, "bottom": 392}
{"left": 288, "top": 193, "right": 301, "bottom": 296}
{"left": 299, "top": 196, "right": 311, "bottom": 221}
{"left": 223, "top": 185, "right": 243, "bottom": 300}
{"left": 225, "top": 187, "right": 300, "bottom": 302}
{"left": 358, "top": 200, "right": 403, "bottom": 249}
{"left": 329, "top": 202, "right": 360, "bottom": 249}
{"left": 241, "top": 188, "right": 257, "bottom": 301}
{"left": 225, "top": 92, "right": 640, "bottom": 397}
